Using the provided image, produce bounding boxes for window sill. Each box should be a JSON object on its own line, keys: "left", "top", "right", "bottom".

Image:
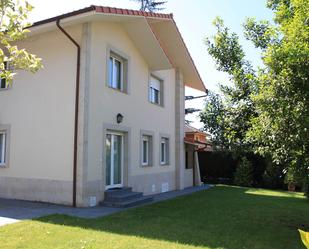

{"left": 141, "top": 164, "right": 153, "bottom": 168}
{"left": 149, "top": 101, "right": 164, "bottom": 108}
{"left": 160, "top": 163, "right": 170, "bottom": 166}
{"left": 107, "top": 85, "right": 128, "bottom": 95}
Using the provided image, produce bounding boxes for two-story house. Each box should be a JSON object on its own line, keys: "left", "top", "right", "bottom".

{"left": 0, "top": 6, "right": 206, "bottom": 207}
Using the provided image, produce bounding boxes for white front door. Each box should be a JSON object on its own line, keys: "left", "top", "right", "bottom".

{"left": 106, "top": 132, "right": 124, "bottom": 189}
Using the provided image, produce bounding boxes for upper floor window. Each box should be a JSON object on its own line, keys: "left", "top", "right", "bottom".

{"left": 149, "top": 75, "right": 163, "bottom": 106}
{"left": 0, "top": 131, "right": 7, "bottom": 166}
{"left": 0, "top": 62, "right": 9, "bottom": 90}
{"left": 107, "top": 50, "right": 128, "bottom": 93}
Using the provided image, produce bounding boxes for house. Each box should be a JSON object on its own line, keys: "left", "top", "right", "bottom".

{"left": 185, "top": 124, "right": 212, "bottom": 151}
{"left": 0, "top": 6, "right": 206, "bottom": 207}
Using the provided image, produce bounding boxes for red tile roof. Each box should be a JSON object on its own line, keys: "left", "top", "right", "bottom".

{"left": 94, "top": 6, "right": 173, "bottom": 19}
{"left": 32, "top": 5, "right": 173, "bottom": 27}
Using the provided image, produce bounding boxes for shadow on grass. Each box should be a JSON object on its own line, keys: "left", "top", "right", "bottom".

{"left": 36, "top": 186, "right": 309, "bottom": 249}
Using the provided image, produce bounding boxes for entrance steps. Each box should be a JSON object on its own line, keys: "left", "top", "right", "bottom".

{"left": 101, "top": 187, "right": 153, "bottom": 208}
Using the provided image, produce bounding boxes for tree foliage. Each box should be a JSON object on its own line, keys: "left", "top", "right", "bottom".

{"left": 131, "top": 0, "right": 167, "bottom": 12}
{"left": 201, "top": 17, "right": 258, "bottom": 154}
{"left": 201, "top": 0, "right": 309, "bottom": 186}
{"left": 234, "top": 156, "right": 254, "bottom": 187}
{"left": 0, "top": 0, "right": 42, "bottom": 86}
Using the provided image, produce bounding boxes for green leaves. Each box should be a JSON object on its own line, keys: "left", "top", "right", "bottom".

{"left": 203, "top": 18, "right": 257, "bottom": 154}
{"left": 202, "top": 0, "right": 309, "bottom": 189}
{"left": 243, "top": 18, "right": 277, "bottom": 50}
{"left": 0, "top": 0, "right": 42, "bottom": 87}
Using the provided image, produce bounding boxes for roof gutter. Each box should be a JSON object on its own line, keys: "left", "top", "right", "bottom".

{"left": 56, "top": 19, "right": 80, "bottom": 207}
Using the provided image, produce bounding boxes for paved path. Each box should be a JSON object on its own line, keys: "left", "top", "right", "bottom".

{"left": 0, "top": 185, "right": 212, "bottom": 227}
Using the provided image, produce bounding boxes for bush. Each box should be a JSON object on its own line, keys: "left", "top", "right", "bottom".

{"left": 234, "top": 156, "right": 254, "bottom": 187}
{"left": 198, "top": 151, "right": 237, "bottom": 181}
{"left": 262, "top": 163, "right": 285, "bottom": 189}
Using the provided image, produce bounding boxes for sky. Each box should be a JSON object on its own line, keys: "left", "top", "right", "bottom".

{"left": 27, "top": 0, "right": 274, "bottom": 128}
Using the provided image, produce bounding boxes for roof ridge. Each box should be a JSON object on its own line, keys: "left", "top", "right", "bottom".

{"left": 31, "top": 5, "right": 173, "bottom": 27}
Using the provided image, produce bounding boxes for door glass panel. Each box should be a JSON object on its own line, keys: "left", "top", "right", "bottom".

{"left": 105, "top": 134, "right": 111, "bottom": 186}
{"left": 113, "top": 135, "right": 122, "bottom": 185}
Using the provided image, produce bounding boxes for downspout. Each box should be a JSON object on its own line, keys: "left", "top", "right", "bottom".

{"left": 56, "top": 19, "right": 80, "bottom": 207}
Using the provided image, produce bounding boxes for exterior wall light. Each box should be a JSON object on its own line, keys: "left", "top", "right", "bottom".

{"left": 116, "top": 113, "right": 123, "bottom": 124}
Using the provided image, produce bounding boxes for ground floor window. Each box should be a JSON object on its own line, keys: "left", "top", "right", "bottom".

{"left": 0, "top": 131, "right": 6, "bottom": 166}
{"left": 160, "top": 137, "right": 169, "bottom": 165}
{"left": 140, "top": 132, "right": 154, "bottom": 167}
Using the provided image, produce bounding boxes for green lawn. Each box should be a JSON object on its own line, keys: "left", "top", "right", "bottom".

{"left": 0, "top": 185, "right": 308, "bottom": 249}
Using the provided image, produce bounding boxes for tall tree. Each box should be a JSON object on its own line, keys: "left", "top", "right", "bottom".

{"left": 201, "top": 0, "right": 309, "bottom": 186}
{"left": 0, "top": 0, "right": 42, "bottom": 86}
{"left": 246, "top": 0, "right": 309, "bottom": 174}
{"left": 132, "top": 0, "right": 167, "bottom": 12}
{"left": 200, "top": 17, "right": 258, "bottom": 154}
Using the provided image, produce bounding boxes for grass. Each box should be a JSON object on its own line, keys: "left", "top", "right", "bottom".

{"left": 0, "top": 185, "right": 308, "bottom": 249}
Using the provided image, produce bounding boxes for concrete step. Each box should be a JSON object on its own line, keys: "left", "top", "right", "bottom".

{"left": 103, "top": 196, "right": 153, "bottom": 208}
{"left": 104, "top": 187, "right": 132, "bottom": 199}
{"left": 105, "top": 191, "right": 143, "bottom": 203}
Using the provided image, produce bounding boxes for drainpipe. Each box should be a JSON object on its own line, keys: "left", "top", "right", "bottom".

{"left": 56, "top": 19, "right": 80, "bottom": 207}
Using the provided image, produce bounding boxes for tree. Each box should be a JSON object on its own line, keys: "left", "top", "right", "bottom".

{"left": 234, "top": 156, "right": 254, "bottom": 187}
{"left": 200, "top": 0, "right": 309, "bottom": 193}
{"left": 200, "top": 91, "right": 227, "bottom": 149}
{"left": 0, "top": 0, "right": 42, "bottom": 86}
{"left": 131, "top": 0, "right": 167, "bottom": 12}
{"left": 200, "top": 17, "right": 258, "bottom": 154}
{"left": 245, "top": 0, "right": 309, "bottom": 174}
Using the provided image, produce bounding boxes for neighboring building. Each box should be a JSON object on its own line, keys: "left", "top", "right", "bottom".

{"left": 185, "top": 124, "right": 212, "bottom": 151}
{"left": 0, "top": 6, "right": 206, "bottom": 207}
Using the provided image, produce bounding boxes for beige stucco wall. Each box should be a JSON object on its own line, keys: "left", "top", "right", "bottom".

{"left": 83, "top": 21, "right": 177, "bottom": 203}
{"left": 0, "top": 20, "right": 188, "bottom": 206}
{"left": 0, "top": 25, "right": 82, "bottom": 203}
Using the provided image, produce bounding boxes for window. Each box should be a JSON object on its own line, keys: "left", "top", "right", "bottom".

{"left": 0, "top": 125, "right": 10, "bottom": 167}
{"left": 160, "top": 137, "right": 169, "bottom": 165}
{"left": 0, "top": 131, "right": 6, "bottom": 166}
{"left": 142, "top": 136, "right": 149, "bottom": 165}
{"left": 0, "top": 62, "right": 9, "bottom": 90}
{"left": 149, "top": 75, "right": 163, "bottom": 105}
{"left": 107, "top": 49, "right": 128, "bottom": 93}
{"left": 140, "top": 132, "right": 153, "bottom": 167}
{"left": 109, "top": 55, "right": 122, "bottom": 90}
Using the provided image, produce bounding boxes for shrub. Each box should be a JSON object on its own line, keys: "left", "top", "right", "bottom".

{"left": 234, "top": 156, "right": 254, "bottom": 187}
{"left": 262, "top": 163, "right": 285, "bottom": 189}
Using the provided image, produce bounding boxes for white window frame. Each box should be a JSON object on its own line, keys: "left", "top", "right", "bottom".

{"left": 142, "top": 136, "right": 149, "bottom": 166}
{"left": 149, "top": 75, "right": 163, "bottom": 106}
{"left": 160, "top": 138, "right": 166, "bottom": 164}
{"left": 106, "top": 46, "right": 130, "bottom": 94}
{"left": 108, "top": 55, "right": 123, "bottom": 90}
{"left": 160, "top": 134, "right": 170, "bottom": 166}
{"left": 0, "top": 125, "right": 10, "bottom": 168}
{"left": 140, "top": 130, "right": 154, "bottom": 167}
{"left": 0, "top": 131, "right": 6, "bottom": 166}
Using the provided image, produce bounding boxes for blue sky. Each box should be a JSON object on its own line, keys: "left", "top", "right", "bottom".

{"left": 28, "top": 0, "right": 274, "bottom": 128}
